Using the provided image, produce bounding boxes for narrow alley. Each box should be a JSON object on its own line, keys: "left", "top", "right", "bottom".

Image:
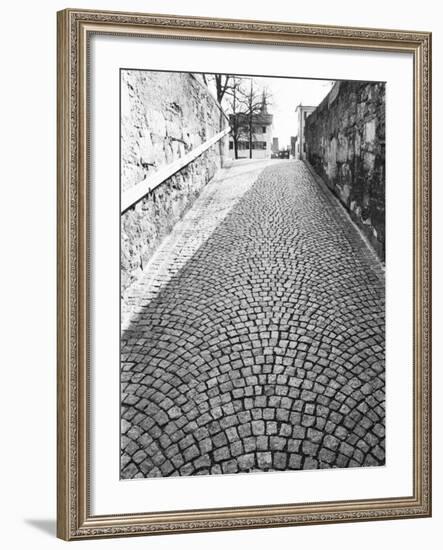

{"left": 121, "top": 160, "right": 385, "bottom": 478}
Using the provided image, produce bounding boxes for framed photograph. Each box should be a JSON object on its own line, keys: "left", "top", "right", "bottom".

{"left": 57, "top": 8, "right": 431, "bottom": 540}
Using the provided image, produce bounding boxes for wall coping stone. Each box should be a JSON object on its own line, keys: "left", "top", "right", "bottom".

{"left": 121, "top": 126, "right": 230, "bottom": 212}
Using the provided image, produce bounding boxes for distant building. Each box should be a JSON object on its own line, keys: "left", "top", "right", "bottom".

{"left": 295, "top": 104, "right": 316, "bottom": 160}
{"left": 290, "top": 136, "right": 297, "bottom": 158}
{"left": 228, "top": 94, "right": 273, "bottom": 159}
{"left": 272, "top": 137, "right": 279, "bottom": 155}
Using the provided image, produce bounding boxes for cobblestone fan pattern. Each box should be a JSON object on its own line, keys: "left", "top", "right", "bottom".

{"left": 121, "top": 161, "right": 385, "bottom": 478}
{"left": 122, "top": 159, "right": 277, "bottom": 331}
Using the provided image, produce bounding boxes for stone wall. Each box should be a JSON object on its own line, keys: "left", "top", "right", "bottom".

{"left": 305, "top": 81, "right": 385, "bottom": 259}
{"left": 121, "top": 70, "right": 228, "bottom": 293}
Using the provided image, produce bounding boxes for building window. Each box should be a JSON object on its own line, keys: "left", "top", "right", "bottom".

{"left": 229, "top": 141, "right": 233, "bottom": 150}
{"left": 262, "top": 126, "right": 266, "bottom": 133}
{"left": 252, "top": 141, "right": 267, "bottom": 150}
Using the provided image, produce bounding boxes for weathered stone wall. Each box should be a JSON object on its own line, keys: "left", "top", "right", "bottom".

{"left": 305, "top": 81, "right": 385, "bottom": 259}
{"left": 121, "top": 70, "right": 228, "bottom": 293}
{"left": 121, "top": 146, "right": 220, "bottom": 292}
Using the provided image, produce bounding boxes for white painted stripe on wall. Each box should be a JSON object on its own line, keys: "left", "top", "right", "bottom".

{"left": 121, "top": 126, "right": 231, "bottom": 213}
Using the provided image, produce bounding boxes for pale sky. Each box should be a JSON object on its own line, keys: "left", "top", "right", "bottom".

{"left": 256, "top": 76, "right": 335, "bottom": 148}
{"left": 205, "top": 74, "right": 335, "bottom": 149}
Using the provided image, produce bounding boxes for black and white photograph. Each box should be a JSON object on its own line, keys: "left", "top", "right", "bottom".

{"left": 1, "top": 0, "right": 437, "bottom": 544}
{"left": 120, "top": 69, "right": 386, "bottom": 479}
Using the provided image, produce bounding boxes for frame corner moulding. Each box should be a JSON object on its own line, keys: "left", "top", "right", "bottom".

{"left": 57, "top": 7, "right": 431, "bottom": 541}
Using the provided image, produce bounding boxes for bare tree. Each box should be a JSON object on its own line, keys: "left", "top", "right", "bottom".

{"left": 199, "top": 74, "right": 272, "bottom": 160}
{"left": 238, "top": 83, "right": 272, "bottom": 159}
{"left": 214, "top": 74, "right": 233, "bottom": 104}
{"left": 201, "top": 73, "right": 237, "bottom": 105}
{"left": 200, "top": 73, "right": 242, "bottom": 164}
{"left": 224, "top": 78, "right": 248, "bottom": 160}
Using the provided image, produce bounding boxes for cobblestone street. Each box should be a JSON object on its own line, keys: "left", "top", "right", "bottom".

{"left": 121, "top": 160, "right": 385, "bottom": 478}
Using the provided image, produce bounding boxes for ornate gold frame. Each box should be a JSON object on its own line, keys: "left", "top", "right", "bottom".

{"left": 57, "top": 8, "right": 432, "bottom": 540}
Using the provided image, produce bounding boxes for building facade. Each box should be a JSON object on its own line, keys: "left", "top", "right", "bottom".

{"left": 294, "top": 104, "right": 316, "bottom": 160}
{"left": 228, "top": 96, "right": 273, "bottom": 159}
{"left": 271, "top": 137, "right": 279, "bottom": 156}
{"left": 290, "top": 136, "right": 297, "bottom": 158}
